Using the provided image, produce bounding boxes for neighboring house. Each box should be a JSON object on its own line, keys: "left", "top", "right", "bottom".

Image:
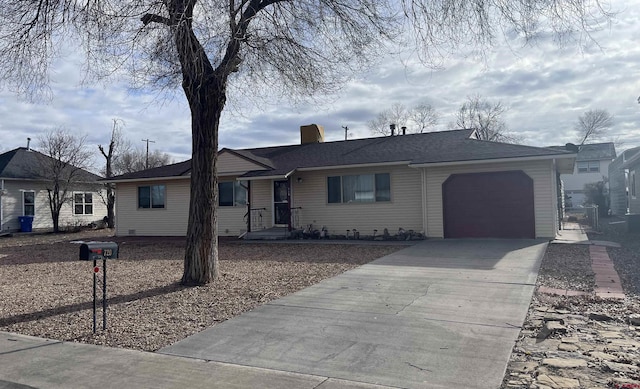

{"left": 623, "top": 150, "right": 640, "bottom": 215}
{"left": 0, "top": 147, "right": 108, "bottom": 232}
{"left": 107, "top": 126, "right": 576, "bottom": 239}
{"left": 609, "top": 146, "right": 640, "bottom": 216}
{"left": 549, "top": 142, "right": 616, "bottom": 208}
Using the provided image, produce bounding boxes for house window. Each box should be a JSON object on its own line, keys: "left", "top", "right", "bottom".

{"left": 219, "top": 180, "right": 248, "bottom": 207}
{"left": 74, "top": 193, "right": 93, "bottom": 215}
{"left": 327, "top": 173, "right": 391, "bottom": 203}
{"left": 577, "top": 161, "right": 600, "bottom": 173}
{"left": 23, "top": 191, "right": 35, "bottom": 216}
{"left": 138, "top": 185, "right": 165, "bottom": 209}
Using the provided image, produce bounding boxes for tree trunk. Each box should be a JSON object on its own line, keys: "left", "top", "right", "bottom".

{"left": 181, "top": 77, "right": 224, "bottom": 285}
{"left": 106, "top": 190, "right": 115, "bottom": 228}
{"left": 52, "top": 210, "right": 60, "bottom": 233}
{"left": 105, "top": 153, "right": 115, "bottom": 228}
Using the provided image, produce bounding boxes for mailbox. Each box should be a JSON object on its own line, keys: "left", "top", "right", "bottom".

{"left": 79, "top": 242, "right": 118, "bottom": 261}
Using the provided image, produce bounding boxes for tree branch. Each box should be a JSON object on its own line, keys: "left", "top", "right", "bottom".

{"left": 141, "top": 13, "right": 171, "bottom": 26}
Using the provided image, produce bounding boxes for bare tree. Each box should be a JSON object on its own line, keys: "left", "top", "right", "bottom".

{"left": 575, "top": 109, "right": 614, "bottom": 145}
{"left": 369, "top": 102, "right": 438, "bottom": 135}
{"left": 98, "top": 119, "right": 171, "bottom": 229}
{"left": 113, "top": 148, "right": 173, "bottom": 175}
{"left": 38, "top": 128, "right": 94, "bottom": 233}
{"left": 0, "top": 1, "right": 612, "bottom": 285}
{"left": 410, "top": 103, "right": 439, "bottom": 134}
{"left": 453, "top": 95, "right": 519, "bottom": 143}
{"left": 98, "top": 119, "right": 126, "bottom": 229}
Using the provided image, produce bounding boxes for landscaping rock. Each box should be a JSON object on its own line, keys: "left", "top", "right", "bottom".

{"left": 542, "top": 358, "right": 588, "bottom": 368}
{"left": 501, "top": 235, "right": 640, "bottom": 389}
{"left": 603, "top": 361, "right": 639, "bottom": 374}
{"left": 587, "top": 351, "right": 618, "bottom": 361}
{"left": 589, "top": 312, "right": 615, "bottom": 322}
{"left": 628, "top": 314, "right": 640, "bottom": 326}
{"left": 536, "top": 374, "right": 580, "bottom": 388}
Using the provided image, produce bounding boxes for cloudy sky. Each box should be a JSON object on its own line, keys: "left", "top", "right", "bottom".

{"left": 1, "top": 1, "right": 639, "bottom": 171}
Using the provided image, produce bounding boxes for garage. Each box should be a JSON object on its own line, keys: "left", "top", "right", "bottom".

{"left": 442, "top": 170, "right": 535, "bottom": 239}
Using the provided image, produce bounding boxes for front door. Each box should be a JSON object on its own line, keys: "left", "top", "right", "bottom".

{"left": 273, "top": 180, "right": 290, "bottom": 227}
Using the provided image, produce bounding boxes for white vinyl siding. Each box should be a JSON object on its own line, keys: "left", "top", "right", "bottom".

{"left": 116, "top": 180, "right": 188, "bottom": 236}
{"left": 424, "top": 159, "right": 557, "bottom": 239}
{"left": 218, "top": 152, "right": 268, "bottom": 175}
{"left": 561, "top": 159, "right": 611, "bottom": 193}
{"left": 630, "top": 167, "right": 640, "bottom": 214}
{"left": 248, "top": 180, "right": 272, "bottom": 230}
{"left": 1, "top": 180, "right": 107, "bottom": 232}
{"left": 286, "top": 165, "right": 422, "bottom": 235}
{"left": 115, "top": 178, "right": 248, "bottom": 237}
{"left": 219, "top": 175, "right": 249, "bottom": 235}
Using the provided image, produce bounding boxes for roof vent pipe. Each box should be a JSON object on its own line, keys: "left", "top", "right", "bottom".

{"left": 390, "top": 124, "right": 396, "bottom": 136}
{"left": 401, "top": 126, "right": 406, "bottom": 135}
{"left": 26, "top": 137, "right": 31, "bottom": 150}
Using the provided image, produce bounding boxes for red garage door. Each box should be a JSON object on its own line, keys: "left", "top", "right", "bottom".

{"left": 443, "top": 171, "right": 535, "bottom": 238}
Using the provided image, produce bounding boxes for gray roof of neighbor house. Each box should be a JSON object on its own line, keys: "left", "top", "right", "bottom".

{"left": 107, "top": 129, "right": 575, "bottom": 182}
{"left": 622, "top": 147, "right": 640, "bottom": 169}
{"left": 548, "top": 142, "right": 616, "bottom": 161}
{"left": 0, "top": 147, "right": 102, "bottom": 181}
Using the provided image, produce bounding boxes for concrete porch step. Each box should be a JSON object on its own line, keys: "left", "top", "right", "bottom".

{"left": 244, "top": 227, "right": 291, "bottom": 240}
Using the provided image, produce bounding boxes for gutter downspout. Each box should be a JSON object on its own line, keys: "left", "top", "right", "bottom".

{"left": 0, "top": 179, "right": 4, "bottom": 232}
{"left": 421, "top": 168, "right": 428, "bottom": 237}
{"left": 552, "top": 159, "right": 561, "bottom": 232}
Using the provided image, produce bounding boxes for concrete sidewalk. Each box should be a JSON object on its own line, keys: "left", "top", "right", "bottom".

{"left": 0, "top": 332, "right": 393, "bottom": 389}
{"left": 161, "top": 239, "right": 547, "bottom": 389}
{"left": 0, "top": 239, "right": 546, "bottom": 389}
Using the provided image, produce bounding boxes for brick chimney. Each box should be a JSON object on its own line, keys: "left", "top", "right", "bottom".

{"left": 300, "top": 124, "right": 325, "bottom": 144}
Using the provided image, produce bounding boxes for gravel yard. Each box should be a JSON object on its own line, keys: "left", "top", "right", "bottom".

{"left": 591, "top": 216, "right": 640, "bottom": 296}
{"left": 502, "top": 221, "right": 640, "bottom": 388}
{"left": 4, "top": 226, "right": 640, "bottom": 387}
{"left": 0, "top": 230, "right": 402, "bottom": 351}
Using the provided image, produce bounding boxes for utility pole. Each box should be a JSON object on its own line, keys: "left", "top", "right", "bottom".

{"left": 341, "top": 126, "right": 349, "bottom": 140}
{"left": 141, "top": 138, "right": 155, "bottom": 169}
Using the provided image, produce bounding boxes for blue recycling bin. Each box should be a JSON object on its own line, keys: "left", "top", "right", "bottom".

{"left": 18, "top": 216, "right": 34, "bottom": 232}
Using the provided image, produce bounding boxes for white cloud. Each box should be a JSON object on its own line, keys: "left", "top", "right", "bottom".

{"left": 1, "top": 0, "right": 640, "bottom": 165}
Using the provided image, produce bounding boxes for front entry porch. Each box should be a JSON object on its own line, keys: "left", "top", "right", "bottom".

{"left": 243, "top": 227, "right": 292, "bottom": 240}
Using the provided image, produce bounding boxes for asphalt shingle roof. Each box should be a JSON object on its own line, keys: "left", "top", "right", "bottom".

{"left": 106, "top": 160, "right": 191, "bottom": 181}
{"left": 548, "top": 142, "right": 616, "bottom": 161}
{"left": 107, "top": 129, "right": 575, "bottom": 181}
{"left": 575, "top": 143, "right": 616, "bottom": 161}
{"left": 0, "top": 147, "right": 102, "bottom": 181}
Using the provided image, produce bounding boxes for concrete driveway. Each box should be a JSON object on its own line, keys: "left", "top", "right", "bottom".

{"left": 160, "top": 239, "right": 547, "bottom": 389}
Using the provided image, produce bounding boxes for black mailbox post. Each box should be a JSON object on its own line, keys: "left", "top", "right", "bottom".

{"left": 79, "top": 242, "right": 118, "bottom": 261}
{"left": 79, "top": 242, "right": 118, "bottom": 333}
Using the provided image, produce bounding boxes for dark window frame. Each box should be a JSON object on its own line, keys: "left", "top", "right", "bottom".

{"left": 218, "top": 180, "right": 248, "bottom": 207}
{"left": 23, "top": 191, "right": 35, "bottom": 216}
{"left": 327, "top": 173, "right": 391, "bottom": 204}
{"left": 138, "top": 185, "right": 166, "bottom": 209}
{"left": 74, "top": 192, "right": 94, "bottom": 215}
